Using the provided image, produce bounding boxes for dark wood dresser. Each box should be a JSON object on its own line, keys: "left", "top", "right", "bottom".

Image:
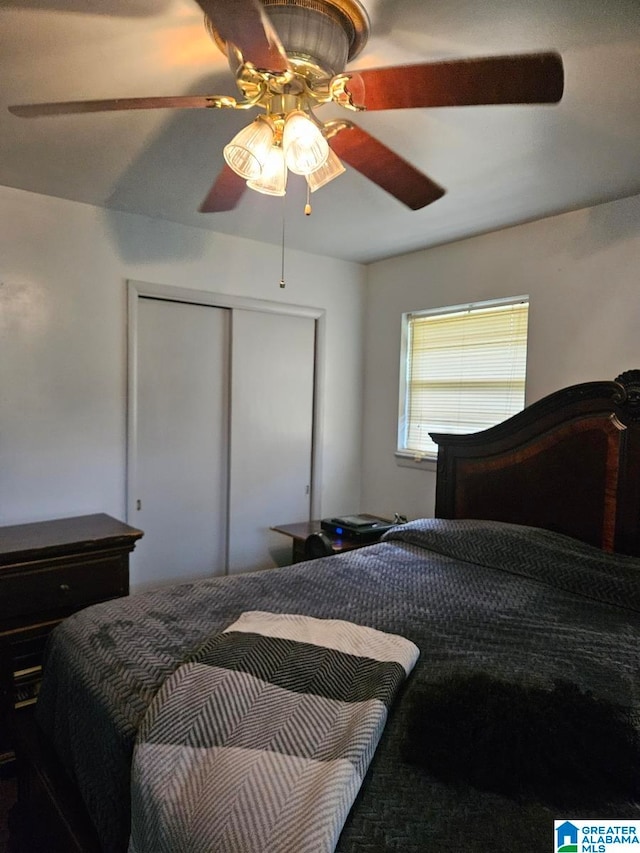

{"left": 0, "top": 513, "right": 143, "bottom": 764}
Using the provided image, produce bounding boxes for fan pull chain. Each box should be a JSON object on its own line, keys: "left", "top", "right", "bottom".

{"left": 305, "top": 182, "right": 312, "bottom": 216}
{"left": 279, "top": 197, "right": 286, "bottom": 288}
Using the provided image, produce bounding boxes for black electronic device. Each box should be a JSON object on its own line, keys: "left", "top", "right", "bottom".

{"left": 303, "top": 532, "right": 335, "bottom": 560}
{"left": 320, "top": 514, "right": 395, "bottom": 542}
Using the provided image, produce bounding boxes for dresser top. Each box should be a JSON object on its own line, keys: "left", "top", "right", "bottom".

{"left": 0, "top": 513, "right": 143, "bottom": 565}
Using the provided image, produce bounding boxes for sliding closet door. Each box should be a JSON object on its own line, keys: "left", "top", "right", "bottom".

{"left": 130, "top": 297, "right": 230, "bottom": 589}
{"left": 228, "top": 309, "right": 316, "bottom": 573}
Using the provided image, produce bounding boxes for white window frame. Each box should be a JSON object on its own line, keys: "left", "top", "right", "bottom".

{"left": 397, "top": 295, "right": 529, "bottom": 463}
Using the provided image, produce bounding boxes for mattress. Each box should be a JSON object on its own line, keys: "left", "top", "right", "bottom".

{"left": 36, "top": 519, "right": 640, "bottom": 852}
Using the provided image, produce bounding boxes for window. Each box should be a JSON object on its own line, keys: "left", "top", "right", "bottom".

{"left": 398, "top": 296, "right": 529, "bottom": 459}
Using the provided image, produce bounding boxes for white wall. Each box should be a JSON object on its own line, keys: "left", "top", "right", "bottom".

{"left": 6, "top": 184, "right": 640, "bottom": 536}
{"left": 362, "top": 193, "right": 640, "bottom": 522}
{"left": 0, "top": 185, "right": 366, "bottom": 527}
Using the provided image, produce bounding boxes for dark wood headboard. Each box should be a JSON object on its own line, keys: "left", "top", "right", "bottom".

{"left": 431, "top": 370, "right": 640, "bottom": 557}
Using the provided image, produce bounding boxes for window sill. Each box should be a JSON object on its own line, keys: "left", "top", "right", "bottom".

{"left": 394, "top": 452, "right": 438, "bottom": 472}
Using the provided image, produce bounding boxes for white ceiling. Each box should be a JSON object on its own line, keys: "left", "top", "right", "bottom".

{"left": 2, "top": 0, "right": 640, "bottom": 264}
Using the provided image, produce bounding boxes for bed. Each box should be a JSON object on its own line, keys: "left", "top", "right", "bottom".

{"left": 11, "top": 369, "right": 640, "bottom": 853}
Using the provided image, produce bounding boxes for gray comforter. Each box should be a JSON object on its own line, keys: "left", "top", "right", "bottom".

{"left": 36, "top": 519, "right": 640, "bottom": 852}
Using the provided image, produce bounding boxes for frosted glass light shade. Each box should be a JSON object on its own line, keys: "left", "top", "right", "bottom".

{"left": 283, "top": 111, "right": 329, "bottom": 176}
{"left": 223, "top": 117, "right": 274, "bottom": 180}
{"left": 306, "top": 147, "right": 345, "bottom": 191}
{"left": 247, "top": 146, "right": 287, "bottom": 196}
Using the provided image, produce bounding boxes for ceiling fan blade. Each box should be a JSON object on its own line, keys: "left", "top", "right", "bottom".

{"left": 195, "top": 0, "right": 290, "bottom": 73}
{"left": 199, "top": 165, "right": 247, "bottom": 213}
{"left": 329, "top": 125, "right": 445, "bottom": 210}
{"left": 9, "top": 95, "right": 220, "bottom": 118}
{"left": 354, "top": 52, "right": 564, "bottom": 111}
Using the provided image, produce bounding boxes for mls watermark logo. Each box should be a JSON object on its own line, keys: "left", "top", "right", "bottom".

{"left": 556, "top": 821, "right": 579, "bottom": 852}
{"left": 555, "top": 820, "right": 640, "bottom": 852}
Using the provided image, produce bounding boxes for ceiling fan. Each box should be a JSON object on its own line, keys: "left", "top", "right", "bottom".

{"left": 8, "top": 0, "right": 564, "bottom": 214}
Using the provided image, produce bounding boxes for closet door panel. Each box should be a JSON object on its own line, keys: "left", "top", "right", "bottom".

{"left": 228, "top": 310, "right": 315, "bottom": 573}
{"left": 131, "top": 297, "right": 230, "bottom": 589}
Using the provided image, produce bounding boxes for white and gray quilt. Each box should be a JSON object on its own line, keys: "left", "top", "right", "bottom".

{"left": 128, "top": 612, "right": 418, "bottom": 853}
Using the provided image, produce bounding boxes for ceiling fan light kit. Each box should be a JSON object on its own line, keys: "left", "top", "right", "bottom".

{"left": 223, "top": 105, "right": 337, "bottom": 196}
{"left": 306, "top": 147, "right": 345, "bottom": 192}
{"left": 247, "top": 144, "right": 287, "bottom": 196}
{"left": 282, "top": 109, "right": 329, "bottom": 174}
{"left": 209, "top": 0, "right": 368, "bottom": 203}
{"left": 223, "top": 114, "right": 276, "bottom": 180}
{"left": 8, "top": 0, "right": 565, "bottom": 215}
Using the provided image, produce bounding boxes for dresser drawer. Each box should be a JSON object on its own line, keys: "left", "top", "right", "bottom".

{"left": 5, "top": 620, "right": 58, "bottom": 673}
{"left": 0, "top": 514, "right": 142, "bottom": 765}
{"left": 0, "top": 554, "right": 127, "bottom": 623}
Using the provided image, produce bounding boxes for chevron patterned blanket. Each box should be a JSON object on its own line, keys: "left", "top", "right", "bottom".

{"left": 128, "top": 611, "right": 419, "bottom": 853}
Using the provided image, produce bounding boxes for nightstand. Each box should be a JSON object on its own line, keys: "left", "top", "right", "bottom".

{"left": 272, "top": 516, "right": 391, "bottom": 564}
{"left": 0, "top": 513, "right": 143, "bottom": 764}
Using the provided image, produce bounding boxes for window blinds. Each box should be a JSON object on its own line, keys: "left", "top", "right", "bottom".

{"left": 402, "top": 299, "right": 529, "bottom": 457}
